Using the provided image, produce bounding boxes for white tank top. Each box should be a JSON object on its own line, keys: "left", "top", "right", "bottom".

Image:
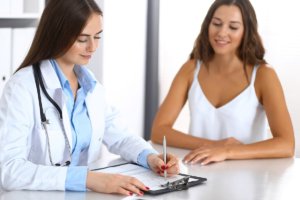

{"left": 188, "top": 61, "right": 268, "bottom": 144}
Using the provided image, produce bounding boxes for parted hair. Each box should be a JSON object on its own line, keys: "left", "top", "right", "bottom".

{"left": 16, "top": 0, "right": 102, "bottom": 72}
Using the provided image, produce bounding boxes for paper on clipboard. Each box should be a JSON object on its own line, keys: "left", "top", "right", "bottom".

{"left": 94, "top": 163, "right": 199, "bottom": 190}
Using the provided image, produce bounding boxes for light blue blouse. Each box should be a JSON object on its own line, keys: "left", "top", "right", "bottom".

{"left": 50, "top": 60, "right": 156, "bottom": 191}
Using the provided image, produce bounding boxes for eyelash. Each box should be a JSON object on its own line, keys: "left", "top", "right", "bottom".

{"left": 212, "top": 23, "right": 238, "bottom": 30}
{"left": 212, "top": 22, "right": 222, "bottom": 27}
{"left": 77, "top": 36, "right": 101, "bottom": 43}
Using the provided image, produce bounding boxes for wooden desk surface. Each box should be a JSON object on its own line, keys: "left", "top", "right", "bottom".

{"left": 1, "top": 143, "right": 300, "bottom": 200}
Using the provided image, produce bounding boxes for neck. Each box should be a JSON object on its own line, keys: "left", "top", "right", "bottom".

{"left": 55, "top": 59, "right": 77, "bottom": 82}
{"left": 208, "top": 54, "right": 243, "bottom": 74}
{"left": 55, "top": 58, "right": 79, "bottom": 99}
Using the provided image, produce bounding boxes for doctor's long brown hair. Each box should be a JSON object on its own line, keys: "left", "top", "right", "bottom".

{"left": 190, "top": 0, "right": 266, "bottom": 80}
{"left": 16, "top": 0, "right": 102, "bottom": 72}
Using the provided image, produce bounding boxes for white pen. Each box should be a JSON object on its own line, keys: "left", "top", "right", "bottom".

{"left": 163, "top": 135, "right": 167, "bottom": 179}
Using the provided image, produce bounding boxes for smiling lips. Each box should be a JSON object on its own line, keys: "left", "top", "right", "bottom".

{"left": 81, "top": 55, "right": 92, "bottom": 59}
{"left": 215, "top": 39, "right": 229, "bottom": 46}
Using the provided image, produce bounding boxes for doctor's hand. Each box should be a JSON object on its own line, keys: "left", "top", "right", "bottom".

{"left": 86, "top": 171, "right": 149, "bottom": 196}
{"left": 147, "top": 153, "right": 180, "bottom": 177}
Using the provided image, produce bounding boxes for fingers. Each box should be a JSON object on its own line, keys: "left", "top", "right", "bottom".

{"left": 200, "top": 156, "right": 214, "bottom": 165}
{"left": 117, "top": 187, "right": 134, "bottom": 196}
{"left": 183, "top": 149, "right": 209, "bottom": 165}
{"left": 148, "top": 153, "right": 180, "bottom": 177}
{"left": 183, "top": 147, "right": 226, "bottom": 165}
{"left": 120, "top": 176, "right": 149, "bottom": 196}
{"left": 156, "top": 153, "right": 180, "bottom": 176}
{"left": 166, "top": 153, "right": 178, "bottom": 167}
{"left": 87, "top": 172, "right": 150, "bottom": 196}
{"left": 165, "top": 154, "right": 180, "bottom": 175}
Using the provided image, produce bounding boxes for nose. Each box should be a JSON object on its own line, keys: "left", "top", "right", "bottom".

{"left": 217, "top": 26, "right": 228, "bottom": 38}
{"left": 86, "top": 38, "right": 98, "bottom": 52}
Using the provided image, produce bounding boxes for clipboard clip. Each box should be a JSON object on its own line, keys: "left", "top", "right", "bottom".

{"left": 160, "top": 176, "right": 190, "bottom": 191}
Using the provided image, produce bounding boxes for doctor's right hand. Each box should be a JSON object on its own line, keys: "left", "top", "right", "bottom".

{"left": 86, "top": 171, "right": 149, "bottom": 196}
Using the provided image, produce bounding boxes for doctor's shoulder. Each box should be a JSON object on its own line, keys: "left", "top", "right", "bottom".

{"left": 0, "top": 66, "right": 36, "bottom": 101}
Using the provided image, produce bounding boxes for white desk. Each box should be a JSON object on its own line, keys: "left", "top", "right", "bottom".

{"left": 1, "top": 143, "right": 300, "bottom": 200}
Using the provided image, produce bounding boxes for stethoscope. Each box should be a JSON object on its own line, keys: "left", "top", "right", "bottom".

{"left": 33, "top": 62, "right": 71, "bottom": 166}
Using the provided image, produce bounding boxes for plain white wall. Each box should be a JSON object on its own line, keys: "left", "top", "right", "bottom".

{"left": 98, "top": 0, "right": 147, "bottom": 137}
{"left": 159, "top": 0, "right": 300, "bottom": 156}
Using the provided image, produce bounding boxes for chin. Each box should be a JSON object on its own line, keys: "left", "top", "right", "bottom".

{"left": 213, "top": 49, "right": 228, "bottom": 55}
{"left": 76, "top": 60, "right": 89, "bottom": 66}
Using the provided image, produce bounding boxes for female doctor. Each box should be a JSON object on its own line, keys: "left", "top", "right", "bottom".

{"left": 0, "top": 0, "right": 179, "bottom": 196}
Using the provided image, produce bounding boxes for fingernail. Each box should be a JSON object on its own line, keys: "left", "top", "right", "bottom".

{"left": 157, "top": 170, "right": 160, "bottom": 174}
{"left": 129, "top": 192, "right": 133, "bottom": 196}
{"left": 139, "top": 191, "right": 144, "bottom": 195}
{"left": 145, "top": 186, "right": 150, "bottom": 190}
{"left": 161, "top": 165, "right": 165, "bottom": 170}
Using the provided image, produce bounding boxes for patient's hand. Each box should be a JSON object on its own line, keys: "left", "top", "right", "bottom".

{"left": 183, "top": 137, "right": 243, "bottom": 165}
{"left": 217, "top": 137, "right": 243, "bottom": 147}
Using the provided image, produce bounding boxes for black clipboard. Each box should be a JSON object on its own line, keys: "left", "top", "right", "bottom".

{"left": 145, "top": 173, "right": 207, "bottom": 195}
{"left": 92, "top": 162, "right": 207, "bottom": 195}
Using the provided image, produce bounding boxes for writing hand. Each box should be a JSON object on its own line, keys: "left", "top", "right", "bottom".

{"left": 147, "top": 153, "right": 180, "bottom": 177}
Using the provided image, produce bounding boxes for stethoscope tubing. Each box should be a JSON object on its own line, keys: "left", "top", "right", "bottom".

{"left": 33, "top": 62, "right": 71, "bottom": 166}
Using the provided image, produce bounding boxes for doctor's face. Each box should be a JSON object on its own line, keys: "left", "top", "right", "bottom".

{"left": 58, "top": 13, "right": 103, "bottom": 67}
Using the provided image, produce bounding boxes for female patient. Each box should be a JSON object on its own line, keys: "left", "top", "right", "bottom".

{"left": 0, "top": 0, "right": 179, "bottom": 196}
{"left": 151, "top": 0, "right": 294, "bottom": 165}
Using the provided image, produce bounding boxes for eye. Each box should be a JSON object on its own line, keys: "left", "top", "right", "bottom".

{"left": 212, "top": 22, "right": 222, "bottom": 27}
{"left": 229, "top": 26, "right": 239, "bottom": 30}
{"left": 77, "top": 39, "right": 87, "bottom": 43}
{"left": 77, "top": 36, "right": 88, "bottom": 43}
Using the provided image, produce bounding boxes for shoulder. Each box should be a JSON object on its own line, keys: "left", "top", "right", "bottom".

{"left": 255, "top": 63, "right": 282, "bottom": 100}
{"left": 0, "top": 66, "right": 35, "bottom": 110}
{"left": 175, "top": 59, "right": 197, "bottom": 84}
{"left": 7, "top": 66, "right": 35, "bottom": 90}
{"left": 179, "top": 59, "right": 197, "bottom": 75}
{"left": 255, "top": 63, "right": 279, "bottom": 84}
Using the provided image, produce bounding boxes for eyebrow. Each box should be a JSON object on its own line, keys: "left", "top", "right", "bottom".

{"left": 212, "top": 17, "right": 242, "bottom": 24}
{"left": 79, "top": 30, "right": 103, "bottom": 36}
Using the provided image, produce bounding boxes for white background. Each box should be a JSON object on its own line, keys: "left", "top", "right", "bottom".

{"left": 90, "top": 0, "right": 148, "bottom": 137}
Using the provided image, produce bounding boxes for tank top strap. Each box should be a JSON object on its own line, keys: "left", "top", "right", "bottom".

{"left": 194, "top": 60, "right": 201, "bottom": 79}
{"left": 250, "top": 64, "right": 259, "bottom": 85}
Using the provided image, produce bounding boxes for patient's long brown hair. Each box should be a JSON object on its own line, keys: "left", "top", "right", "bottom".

{"left": 190, "top": 0, "right": 266, "bottom": 80}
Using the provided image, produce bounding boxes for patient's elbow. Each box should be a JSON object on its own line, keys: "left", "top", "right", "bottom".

{"left": 281, "top": 139, "right": 295, "bottom": 158}
{"left": 150, "top": 127, "right": 163, "bottom": 144}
